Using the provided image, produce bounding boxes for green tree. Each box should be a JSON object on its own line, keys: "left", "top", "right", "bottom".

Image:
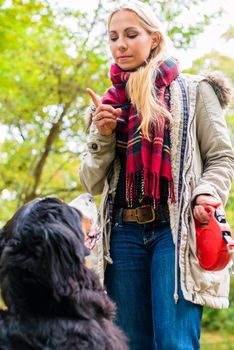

{"left": 147, "top": 0, "right": 221, "bottom": 48}
{"left": 0, "top": 0, "right": 110, "bottom": 222}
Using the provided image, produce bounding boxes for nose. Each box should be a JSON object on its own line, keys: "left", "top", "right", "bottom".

{"left": 117, "top": 36, "right": 127, "bottom": 51}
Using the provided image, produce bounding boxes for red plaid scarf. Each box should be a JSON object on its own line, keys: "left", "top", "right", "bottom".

{"left": 102, "top": 57, "right": 180, "bottom": 206}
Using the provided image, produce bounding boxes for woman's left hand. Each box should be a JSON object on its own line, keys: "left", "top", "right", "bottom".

{"left": 193, "top": 194, "right": 221, "bottom": 223}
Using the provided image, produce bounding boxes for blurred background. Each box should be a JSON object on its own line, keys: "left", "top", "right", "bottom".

{"left": 0, "top": 0, "right": 233, "bottom": 348}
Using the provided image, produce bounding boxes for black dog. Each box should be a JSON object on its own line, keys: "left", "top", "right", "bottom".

{"left": 0, "top": 197, "right": 128, "bottom": 350}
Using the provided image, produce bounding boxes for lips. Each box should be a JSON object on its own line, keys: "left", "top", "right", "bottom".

{"left": 118, "top": 56, "right": 132, "bottom": 60}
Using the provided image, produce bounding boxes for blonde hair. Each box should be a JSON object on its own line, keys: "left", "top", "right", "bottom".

{"left": 108, "top": 0, "right": 170, "bottom": 138}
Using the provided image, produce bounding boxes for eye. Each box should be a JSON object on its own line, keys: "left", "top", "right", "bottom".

{"left": 128, "top": 34, "right": 137, "bottom": 39}
{"left": 109, "top": 37, "right": 118, "bottom": 42}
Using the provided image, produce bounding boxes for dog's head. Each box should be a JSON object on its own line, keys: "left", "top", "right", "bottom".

{"left": 0, "top": 197, "right": 98, "bottom": 315}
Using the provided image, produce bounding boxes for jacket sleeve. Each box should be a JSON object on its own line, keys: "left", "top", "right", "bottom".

{"left": 79, "top": 123, "right": 116, "bottom": 196}
{"left": 192, "top": 81, "right": 234, "bottom": 205}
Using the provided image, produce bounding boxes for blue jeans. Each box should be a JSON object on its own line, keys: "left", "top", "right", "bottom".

{"left": 105, "top": 221, "right": 203, "bottom": 350}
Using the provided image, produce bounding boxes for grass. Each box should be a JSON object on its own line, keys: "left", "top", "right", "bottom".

{"left": 201, "top": 331, "right": 234, "bottom": 350}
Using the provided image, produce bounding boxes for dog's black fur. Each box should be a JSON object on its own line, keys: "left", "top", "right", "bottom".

{"left": 0, "top": 197, "right": 128, "bottom": 350}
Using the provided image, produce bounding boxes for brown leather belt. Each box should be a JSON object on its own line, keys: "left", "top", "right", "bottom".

{"left": 113, "top": 205, "right": 169, "bottom": 224}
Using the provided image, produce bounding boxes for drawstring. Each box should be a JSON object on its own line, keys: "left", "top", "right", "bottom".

{"left": 103, "top": 215, "right": 113, "bottom": 265}
{"left": 174, "top": 234, "right": 179, "bottom": 304}
{"left": 174, "top": 202, "right": 182, "bottom": 304}
{"left": 103, "top": 198, "right": 113, "bottom": 265}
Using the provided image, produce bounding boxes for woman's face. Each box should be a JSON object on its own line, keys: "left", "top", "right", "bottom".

{"left": 108, "top": 10, "right": 159, "bottom": 71}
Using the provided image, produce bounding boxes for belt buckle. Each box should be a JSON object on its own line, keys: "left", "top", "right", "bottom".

{"left": 136, "top": 207, "right": 155, "bottom": 224}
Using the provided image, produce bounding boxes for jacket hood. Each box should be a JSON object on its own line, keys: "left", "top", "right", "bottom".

{"left": 203, "top": 71, "right": 233, "bottom": 109}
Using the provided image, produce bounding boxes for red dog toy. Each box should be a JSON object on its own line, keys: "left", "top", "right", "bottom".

{"left": 195, "top": 205, "right": 234, "bottom": 271}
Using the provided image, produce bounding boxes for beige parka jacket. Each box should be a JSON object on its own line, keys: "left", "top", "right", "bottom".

{"left": 80, "top": 73, "right": 234, "bottom": 309}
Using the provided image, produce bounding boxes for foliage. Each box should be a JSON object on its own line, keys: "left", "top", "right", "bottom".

{"left": 0, "top": 0, "right": 110, "bottom": 220}
{"left": 184, "top": 49, "right": 234, "bottom": 228}
{"left": 202, "top": 279, "right": 234, "bottom": 333}
{"left": 201, "top": 331, "right": 234, "bottom": 350}
{"left": 185, "top": 51, "right": 234, "bottom": 82}
{"left": 221, "top": 26, "right": 234, "bottom": 41}
{"left": 147, "top": 0, "right": 221, "bottom": 48}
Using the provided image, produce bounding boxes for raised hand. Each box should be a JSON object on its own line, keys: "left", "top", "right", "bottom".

{"left": 87, "top": 88, "right": 121, "bottom": 136}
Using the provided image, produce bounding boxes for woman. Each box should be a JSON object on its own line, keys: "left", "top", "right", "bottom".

{"left": 80, "top": 1, "right": 234, "bottom": 349}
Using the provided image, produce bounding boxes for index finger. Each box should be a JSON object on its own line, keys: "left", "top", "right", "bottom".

{"left": 86, "top": 88, "right": 101, "bottom": 108}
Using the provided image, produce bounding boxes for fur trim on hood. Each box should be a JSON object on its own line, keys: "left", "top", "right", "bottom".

{"left": 202, "top": 71, "right": 233, "bottom": 109}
